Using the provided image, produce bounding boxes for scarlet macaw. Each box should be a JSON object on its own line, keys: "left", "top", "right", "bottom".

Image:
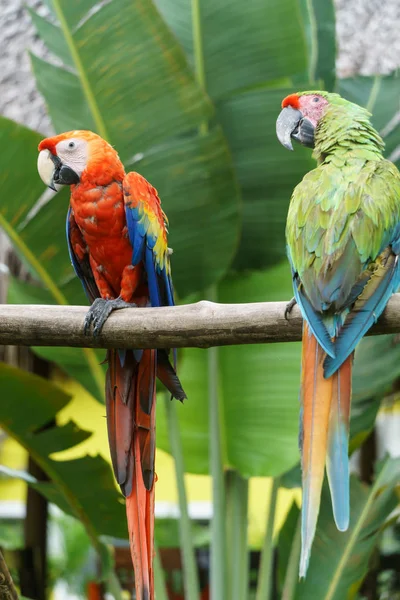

{"left": 37, "top": 130, "right": 186, "bottom": 599}
{"left": 276, "top": 91, "right": 400, "bottom": 575}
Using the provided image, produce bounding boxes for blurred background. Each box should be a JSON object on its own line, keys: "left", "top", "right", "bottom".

{"left": 0, "top": 0, "right": 399, "bottom": 599}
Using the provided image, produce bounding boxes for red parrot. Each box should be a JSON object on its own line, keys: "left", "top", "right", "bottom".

{"left": 37, "top": 130, "right": 186, "bottom": 600}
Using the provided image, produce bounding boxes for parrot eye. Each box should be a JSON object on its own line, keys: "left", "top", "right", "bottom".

{"left": 68, "top": 141, "right": 76, "bottom": 149}
{"left": 312, "top": 97, "right": 320, "bottom": 103}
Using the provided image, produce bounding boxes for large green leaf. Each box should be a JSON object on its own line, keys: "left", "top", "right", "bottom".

{"left": 157, "top": 262, "right": 300, "bottom": 476}
{"left": 299, "top": 0, "right": 336, "bottom": 91}
{"left": 0, "top": 362, "right": 126, "bottom": 544}
{"left": 294, "top": 457, "right": 400, "bottom": 600}
{"left": 155, "top": 0, "right": 312, "bottom": 273}
{"left": 155, "top": 0, "right": 307, "bottom": 101}
{"left": 129, "top": 130, "right": 241, "bottom": 291}
{"left": 28, "top": 0, "right": 241, "bottom": 296}
{"left": 0, "top": 119, "right": 43, "bottom": 230}
{"left": 217, "top": 87, "right": 314, "bottom": 271}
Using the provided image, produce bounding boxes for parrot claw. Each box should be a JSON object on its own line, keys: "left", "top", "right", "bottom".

{"left": 84, "top": 297, "right": 137, "bottom": 336}
{"left": 285, "top": 297, "right": 297, "bottom": 320}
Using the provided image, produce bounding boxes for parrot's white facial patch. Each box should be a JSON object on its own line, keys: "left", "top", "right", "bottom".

{"left": 56, "top": 138, "right": 89, "bottom": 178}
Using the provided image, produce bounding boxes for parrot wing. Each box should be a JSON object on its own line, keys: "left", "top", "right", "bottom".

{"left": 123, "top": 171, "right": 174, "bottom": 310}
{"left": 324, "top": 160, "right": 400, "bottom": 376}
{"left": 66, "top": 208, "right": 100, "bottom": 303}
{"left": 123, "top": 171, "right": 184, "bottom": 397}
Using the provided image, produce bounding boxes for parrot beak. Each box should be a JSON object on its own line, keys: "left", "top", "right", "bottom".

{"left": 37, "top": 149, "right": 80, "bottom": 191}
{"left": 276, "top": 106, "right": 315, "bottom": 150}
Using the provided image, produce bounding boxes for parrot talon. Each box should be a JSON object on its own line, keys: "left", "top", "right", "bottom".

{"left": 84, "top": 298, "right": 137, "bottom": 336}
{"left": 285, "top": 297, "right": 297, "bottom": 320}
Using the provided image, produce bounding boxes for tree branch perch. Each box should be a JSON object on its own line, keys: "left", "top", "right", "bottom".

{"left": 1, "top": 296, "right": 400, "bottom": 349}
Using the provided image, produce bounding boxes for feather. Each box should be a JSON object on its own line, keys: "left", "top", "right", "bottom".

{"left": 145, "top": 245, "right": 161, "bottom": 308}
{"left": 299, "top": 323, "right": 333, "bottom": 577}
{"left": 324, "top": 251, "right": 399, "bottom": 377}
{"left": 106, "top": 350, "right": 135, "bottom": 490}
{"left": 326, "top": 354, "right": 352, "bottom": 531}
{"left": 107, "top": 348, "right": 156, "bottom": 600}
{"left": 66, "top": 208, "right": 100, "bottom": 302}
{"left": 157, "top": 350, "right": 187, "bottom": 401}
{"left": 161, "top": 267, "right": 175, "bottom": 308}
{"left": 293, "top": 274, "right": 335, "bottom": 358}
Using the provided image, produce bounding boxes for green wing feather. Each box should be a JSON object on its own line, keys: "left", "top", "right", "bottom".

{"left": 286, "top": 158, "right": 400, "bottom": 323}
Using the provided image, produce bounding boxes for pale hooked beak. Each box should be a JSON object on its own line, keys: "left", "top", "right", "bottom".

{"left": 276, "top": 106, "right": 315, "bottom": 150}
{"left": 37, "top": 149, "right": 80, "bottom": 191}
{"left": 38, "top": 149, "right": 58, "bottom": 191}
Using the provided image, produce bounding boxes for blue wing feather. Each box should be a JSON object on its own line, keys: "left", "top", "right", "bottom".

{"left": 124, "top": 190, "right": 174, "bottom": 310}
{"left": 145, "top": 245, "right": 161, "bottom": 308}
{"left": 291, "top": 270, "right": 336, "bottom": 358}
{"left": 125, "top": 204, "right": 146, "bottom": 266}
{"left": 162, "top": 267, "right": 175, "bottom": 308}
{"left": 122, "top": 172, "right": 185, "bottom": 401}
{"left": 324, "top": 252, "right": 400, "bottom": 377}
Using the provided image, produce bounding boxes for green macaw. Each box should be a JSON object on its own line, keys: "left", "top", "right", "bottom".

{"left": 276, "top": 91, "right": 400, "bottom": 576}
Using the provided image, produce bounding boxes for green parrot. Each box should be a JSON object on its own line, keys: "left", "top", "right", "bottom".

{"left": 276, "top": 91, "right": 400, "bottom": 576}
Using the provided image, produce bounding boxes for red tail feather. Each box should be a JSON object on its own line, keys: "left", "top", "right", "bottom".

{"left": 106, "top": 349, "right": 156, "bottom": 600}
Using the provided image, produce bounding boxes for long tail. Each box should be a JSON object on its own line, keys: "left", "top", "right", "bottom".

{"left": 106, "top": 348, "right": 157, "bottom": 600}
{"left": 326, "top": 352, "right": 352, "bottom": 532}
{"left": 299, "top": 323, "right": 352, "bottom": 577}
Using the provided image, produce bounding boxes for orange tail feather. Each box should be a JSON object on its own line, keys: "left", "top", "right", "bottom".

{"left": 106, "top": 349, "right": 156, "bottom": 600}
{"left": 300, "top": 322, "right": 333, "bottom": 577}
{"left": 300, "top": 323, "right": 352, "bottom": 577}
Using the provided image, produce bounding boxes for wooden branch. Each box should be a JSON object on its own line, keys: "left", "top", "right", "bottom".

{"left": 1, "top": 295, "right": 400, "bottom": 349}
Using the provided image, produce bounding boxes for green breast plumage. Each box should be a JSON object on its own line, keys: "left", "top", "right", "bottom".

{"left": 286, "top": 157, "right": 400, "bottom": 313}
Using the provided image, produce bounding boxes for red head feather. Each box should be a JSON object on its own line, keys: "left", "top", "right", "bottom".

{"left": 282, "top": 94, "right": 300, "bottom": 109}
{"left": 38, "top": 132, "right": 73, "bottom": 155}
{"left": 38, "top": 138, "right": 57, "bottom": 154}
{"left": 38, "top": 131, "right": 99, "bottom": 154}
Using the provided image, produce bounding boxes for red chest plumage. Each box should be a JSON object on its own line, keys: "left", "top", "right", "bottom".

{"left": 70, "top": 180, "right": 134, "bottom": 295}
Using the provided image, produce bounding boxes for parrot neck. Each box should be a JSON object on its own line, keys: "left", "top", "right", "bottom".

{"left": 80, "top": 149, "right": 126, "bottom": 187}
{"left": 313, "top": 105, "right": 385, "bottom": 165}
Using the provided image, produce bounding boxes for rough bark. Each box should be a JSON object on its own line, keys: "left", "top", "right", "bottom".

{"left": 0, "top": 297, "right": 400, "bottom": 348}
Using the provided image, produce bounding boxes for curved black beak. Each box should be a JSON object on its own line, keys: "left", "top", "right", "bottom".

{"left": 50, "top": 154, "right": 80, "bottom": 190}
{"left": 276, "top": 106, "right": 315, "bottom": 150}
